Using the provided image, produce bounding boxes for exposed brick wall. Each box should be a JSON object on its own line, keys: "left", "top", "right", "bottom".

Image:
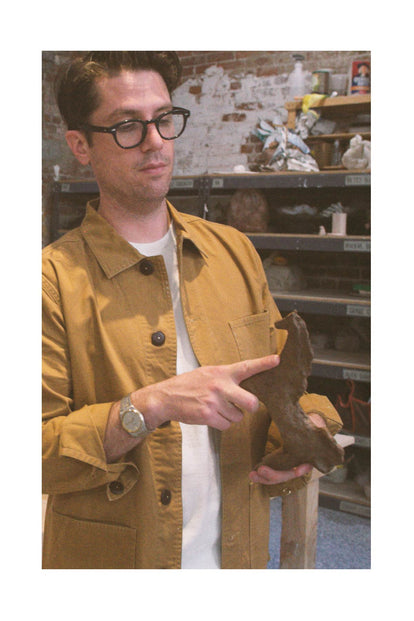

{"left": 43, "top": 51, "right": 95, "bottom": 245}
{"left": 172, "top": 51, "right": 370, "bottom": 175}
{"left": 177, "top": 51, "right": 368, "bottom": 81}
{"left": 42, "top": 50, "right": 370, "bottom": 245}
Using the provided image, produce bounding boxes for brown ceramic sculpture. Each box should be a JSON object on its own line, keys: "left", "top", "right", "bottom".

{"left": 242, "top": 311, "right": 344, "bottom": 474}
{"left": 227, "top": 189, "right": 269, "bottom": 232}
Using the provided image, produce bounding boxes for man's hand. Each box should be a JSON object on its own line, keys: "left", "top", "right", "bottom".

{"left": 135, "top": 354, "right": 280, "bottom": 431}
{"left": 248, "top": 412, "right": 326, "bottom": 485}
{"left": 249, "top": 463, "right": 313, "bottom": 485}
{"left": 104, "top": 354, "right": 280, "bottom": 462}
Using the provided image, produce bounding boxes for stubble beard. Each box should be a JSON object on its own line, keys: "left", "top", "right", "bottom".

{"left": 132, "top": 165, "right": 172, "bottom": 212}
{"left": 100, "top": 160, "right": 173, "bottom": 217}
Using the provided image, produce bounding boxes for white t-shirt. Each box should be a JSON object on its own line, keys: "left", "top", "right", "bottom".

{"left": 130, "top": 224, "right": 222, "bottom": 569}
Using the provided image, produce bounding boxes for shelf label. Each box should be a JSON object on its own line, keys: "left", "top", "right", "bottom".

{"left": 61, "top": 183, "right": 70, "bottom": 193}
{"left": 345, "top": 174, "right": 370, "bottom": 186}
{"left": 346, "top": 304, "right": 370, "bottom": 317}
{"left": 212, "top": 178, "right": 224, "bottom": 188}
{"left": 354, "top": 435, "right": 371, "bottom": 448}
{"left": 343, "top": 369, "right": 371, "bottom": 382}
{"left": 339, "top": 501, "right": 370, "bottom": 518}
{"left": 344, "top": 240, "right": 370, "bottom": 252}
{"left": 169, "top": 179, "right": 194, "bottom": 189}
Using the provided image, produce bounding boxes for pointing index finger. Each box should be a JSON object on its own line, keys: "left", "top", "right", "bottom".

{"left": 230, "top": 354, "right": 280, "bottom": 384}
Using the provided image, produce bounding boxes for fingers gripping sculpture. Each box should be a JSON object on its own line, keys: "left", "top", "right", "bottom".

{"left": 242, "top": 312, "right": 344, "bottom": 474}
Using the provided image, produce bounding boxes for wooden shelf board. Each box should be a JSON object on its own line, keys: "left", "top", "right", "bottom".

{"left": 272, "top": 288, "right": 370, "bottom": 306}
{"left": 285, "top": 94, "right": 371, "bottom": 111}
{"left": 55, "top": 170, "right": 371, "bottom": 195}
{"left": 205, "top": 168, "right": 371, "bottom": 185}
{"left": 248, "top": 233, "right": 371, "bottom": 253}
{"left": 312, "top": 348, "right": 370, "bottom": 370}
{"left": 271, "top": 289, "right": 370, "bottom": 317}
{"left": 306, "top": 131, "right": 370, "bottom": 142}
{"left": 319, "top": 478, "right": 370, "bottom": 508}
{"left": 251, "top": 233, "right": 370, "bottom": 240}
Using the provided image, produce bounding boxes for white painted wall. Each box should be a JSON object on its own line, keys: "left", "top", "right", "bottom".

{"left": 172, "top": 65, "right": 308, "bottom": 175}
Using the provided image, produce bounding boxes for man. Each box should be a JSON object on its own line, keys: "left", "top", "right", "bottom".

{"left": 42, "top": 51, "right": 342, "bottom": 569}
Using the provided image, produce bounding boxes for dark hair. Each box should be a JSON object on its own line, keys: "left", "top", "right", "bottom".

{"left": 55, "top": 51, "right": 182, "bottom": 130}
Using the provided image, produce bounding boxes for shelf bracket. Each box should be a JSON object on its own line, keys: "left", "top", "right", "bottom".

{"left": 50, "top": 181, "right": 62, "bottom": 242}
{"left": 197, "top": 175, "right": 212, "bottom": 219}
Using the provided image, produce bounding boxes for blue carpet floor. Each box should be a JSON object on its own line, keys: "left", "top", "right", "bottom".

{"left": 268, "top": 497, "right": 371, "bottom": 569}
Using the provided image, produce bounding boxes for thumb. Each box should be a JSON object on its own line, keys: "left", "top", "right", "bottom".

{"left": 229, "top": 354, "right": 280, "bottom": 384}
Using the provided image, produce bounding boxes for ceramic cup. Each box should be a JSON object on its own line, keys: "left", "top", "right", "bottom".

{"left": 331, "top": 212, "right": 347, "bottom": 235}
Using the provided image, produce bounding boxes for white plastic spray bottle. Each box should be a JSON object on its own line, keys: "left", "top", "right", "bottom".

{"left": 287, "top": 54, "right": 307, "bottom": 100}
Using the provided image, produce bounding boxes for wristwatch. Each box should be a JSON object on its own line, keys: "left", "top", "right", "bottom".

{"left": 119, "top": 394, "right": 151, "bottom": 438}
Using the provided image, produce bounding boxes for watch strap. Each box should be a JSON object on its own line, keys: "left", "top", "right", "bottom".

{"left": 120, "top": 393, "right": 135, "bottom": 413}
{"left": 119, "top": 393, "right": 151, "bottom": 437}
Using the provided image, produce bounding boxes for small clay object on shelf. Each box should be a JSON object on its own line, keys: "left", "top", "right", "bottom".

{"left": 227, "top": 189, "right": 269, "bottom": 232}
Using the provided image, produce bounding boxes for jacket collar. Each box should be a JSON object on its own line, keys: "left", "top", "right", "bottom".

{"left": 81, "top": 198, "right": 208, "bottom": 279}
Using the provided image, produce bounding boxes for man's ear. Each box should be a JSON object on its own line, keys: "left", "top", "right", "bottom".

{"left": 65, "top": 130, "right": 91, "bottom": 166}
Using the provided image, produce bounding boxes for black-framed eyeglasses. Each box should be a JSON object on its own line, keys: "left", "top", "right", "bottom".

{"left": 80, "top": 107, "right": 190, "bottom": 149}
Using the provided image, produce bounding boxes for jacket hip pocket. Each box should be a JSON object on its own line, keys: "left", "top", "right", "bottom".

{"left": 43, "top": 509, "right": 136, "bottom": 569}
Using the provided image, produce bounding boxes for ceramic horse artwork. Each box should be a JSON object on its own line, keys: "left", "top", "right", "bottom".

{"left": 243, "top": 311, "right": 344, "bottom": 474}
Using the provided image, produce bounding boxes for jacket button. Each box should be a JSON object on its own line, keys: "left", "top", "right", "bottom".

{"left": 160, "top": 489, "right": 172, "bottom": 505}
{"left": 109, "top": 480, "right": 124, "bottom": 495}
{"left": 151, "top": 331, "right": 166, "bottom": 346}
{"left": 140, "top": 259, "right": 154, "bottom": 275}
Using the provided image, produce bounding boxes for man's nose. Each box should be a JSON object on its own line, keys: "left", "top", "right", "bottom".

{"left": 140, "top": 122, "right": 164, "bottom": 151}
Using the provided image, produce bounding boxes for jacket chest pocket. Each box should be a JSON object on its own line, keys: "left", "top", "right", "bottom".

{"left": 229, "top": 311, "right": 273, "bottom": 361}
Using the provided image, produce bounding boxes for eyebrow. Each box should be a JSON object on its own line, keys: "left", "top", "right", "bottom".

{"left": 106, "top": 104, "right": 173, "bottom": 124}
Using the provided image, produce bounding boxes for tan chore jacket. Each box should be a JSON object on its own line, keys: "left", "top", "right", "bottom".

{"left": 42, "top": 200, "right": 342, "bottom": 569}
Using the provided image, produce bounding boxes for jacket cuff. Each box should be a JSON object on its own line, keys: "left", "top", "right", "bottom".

{"left": 50, "top": 403, "right": 140, "bottom": 495}
{"left": 265, "top": 470, "right": 312, "bottom": 498}
{"left": 299, "top": 393, "right": 343, "bottom": 436}
{"left": 59, "top": 402, "right": 113, "bottom": 470}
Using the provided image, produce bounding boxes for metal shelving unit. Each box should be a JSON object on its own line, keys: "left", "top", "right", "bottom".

{"left": 247, "top": 233, "right": 370, "bottom": 253}
{"left": 318, "top": 479, "right": 370, "bottom": 518}
{"left": 50, "top": 172, "right": 370, "bottom": 353}
{"left": 272, "top": 289, "right": 370, "bottom": 317}
{"left": 50, "top": 172, "right": 371, "bottom": 386}
{"left": 311, "top": 349, "right": 370, "bottom": 383}
{"left": 170, "top": 170, "right": 370, "bottom": 191}
{"left": 51, "top": 170, "right": 371, "bottom": 241}
{"left": 171, "top": 170, "right": 370, "bottom": 216}
{"left": 49, "top": 166, "right": 371, "bottom": 512}
{"left": 48, "top": 94, "right": 371, "bottom": 514}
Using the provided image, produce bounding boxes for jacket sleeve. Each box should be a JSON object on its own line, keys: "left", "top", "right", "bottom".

{"left": 42, "top": 273, "right": 139, "bottom": 498}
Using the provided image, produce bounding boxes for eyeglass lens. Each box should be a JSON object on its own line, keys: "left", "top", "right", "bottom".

{"left": 116, "top": 110, "right": 186, "bottom": 148}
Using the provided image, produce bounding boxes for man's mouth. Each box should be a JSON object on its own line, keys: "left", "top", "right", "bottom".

{"left": 139, "top": 161, "right": 168, "bottom": 173}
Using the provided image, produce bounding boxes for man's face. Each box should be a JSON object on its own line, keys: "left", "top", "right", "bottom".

{"left": 76, "top": 69, "right": 175, "bottom": 210}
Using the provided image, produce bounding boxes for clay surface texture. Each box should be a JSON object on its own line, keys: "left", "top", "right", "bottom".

{"left": 242, "top": 312, "right": 344, "bottom": 474}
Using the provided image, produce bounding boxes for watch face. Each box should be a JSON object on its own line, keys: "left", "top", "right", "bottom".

{"left": 122, "top": 409, "right": 143, "bottom": 434}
